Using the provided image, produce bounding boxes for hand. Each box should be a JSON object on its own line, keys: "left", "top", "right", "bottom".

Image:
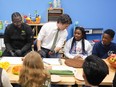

{"left": 15, "top": 50, "right": 22, "bottom": 56}
{"left": 44, "top": 65, "right": 52, "bottom": 70}
{"left": 9, "top": 51, "right": 16, "bottom": 56}
{"left": 74, "top": 55, "right": 82, "bottom": 59}
{"left": 21, "top": 57, "right": 25, "bottom": 61}
{"left": 37, "top": 50, "right": 41, "bottom": 53}
{"left": 48, "top": 50, "right": 55, "bottom": 55}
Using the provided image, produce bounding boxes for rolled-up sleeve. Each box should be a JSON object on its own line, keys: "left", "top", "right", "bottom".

{"left": 37, "top": 24, "right": 46, "bottom": 41}
{"left": 63, "top": 38, "right": 74, "bottom": 59}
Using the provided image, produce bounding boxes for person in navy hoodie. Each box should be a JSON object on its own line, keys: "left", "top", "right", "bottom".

{"left": 92, "top": 29, "right": 116, "bottom": 59}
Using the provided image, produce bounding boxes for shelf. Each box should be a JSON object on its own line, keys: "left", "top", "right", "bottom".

{"left": 85, "top": 28, "right": 103, "bottom": 34}
{"left": 84, "top": 28, "right": 103, "bottom": 41}
{"left": 27, "top": 23, "right": 44, "bottom": 39}
{"left": 47, "top": 8, "right": 63, "bottom": 21}
{"left": 27, "top": 23, "right": 44, "bottom": 26}
{"left": 48, "top": 13, "right": 62, "bottom": 16}
{"left": 48, "top": 10, "right": 62, "bottom": 13}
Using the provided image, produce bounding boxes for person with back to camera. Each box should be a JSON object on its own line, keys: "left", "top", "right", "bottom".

{"left": 92, "top": 29, "right": 116, "bottom": 59}
{"left": 36, "top": 14, "right": 72, "bottom": 58}
{"left": 19, "top": 51, "right": 51, "bottom": 87}
{"left": 2, "top": 12, "right": 33, "bottom": 57}
{"left": 0, "top": 68, "right": 13, "bottom": 87}
{"left": 63, "top": 26, "right": 92, "bottom": 59}
{"left": 82, "top": 55, "right": 109, "bottom": 87}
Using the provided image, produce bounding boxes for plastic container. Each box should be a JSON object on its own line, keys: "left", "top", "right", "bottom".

{"left": 57, "top": 0, "right": 61, "bottom": 8}
{"left": 53, "top": 0, "right": 57, "bottom": 8}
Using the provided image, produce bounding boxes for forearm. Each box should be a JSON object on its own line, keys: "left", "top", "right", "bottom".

{"left": 21, "top": 43, "right": 32, "bottom": 52}
{"left": 54, "top": 47, "right": 61, "bottom": 53}
{"left": 5, "top": 43, "right": 14, "bottom": 52}
{"left": 64, "top": 53, "right": 74, "bottom": 59}
{"left": 37, "top": 40, "right": 41, "bottom": 51}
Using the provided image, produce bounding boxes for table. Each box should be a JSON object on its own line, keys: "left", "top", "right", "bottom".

{"left": 0, "top": 57, "right": 75, "bottom": 87}
{"left": 75, "top": 59, "right": 116, "bottom": 87}
{"left": 7, "top": 66, "right": 75, "bottom": 86}
{"left": 0, "top": 57, "right": 115, "bottom": 87}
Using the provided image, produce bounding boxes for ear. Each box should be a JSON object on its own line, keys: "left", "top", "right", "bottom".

{"left": 83, "top": 72, "right": 90, "bottom": 86}
{"left": 111, "top": 38, "right": 113, "bottom": 41}
{"left": 82, "top": 72, "right": 86, "bottom": 80}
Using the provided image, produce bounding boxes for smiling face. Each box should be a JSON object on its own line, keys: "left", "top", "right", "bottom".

{"left": 74, "top": 29, "right": 83, "bottom": 41}
{"left": 12, "top": 16, "right": 22, "bottom": 28}
{"left": 74, "top": 27, "right": 86, "bottom": 41}
{"left": 102, "top": 33, "right": 113, "bottom": 45}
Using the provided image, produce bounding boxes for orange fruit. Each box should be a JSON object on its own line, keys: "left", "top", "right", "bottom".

{"left": 12, "top": 65, "right": 22, "bottom": 75}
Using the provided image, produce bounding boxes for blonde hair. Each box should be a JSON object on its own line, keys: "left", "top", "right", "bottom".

{"left": 19, "top": 51, "right": 50, "bottom": 87}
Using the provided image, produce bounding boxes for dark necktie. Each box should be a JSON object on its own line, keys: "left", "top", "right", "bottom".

{"left": 51, "top": 29, "right": 60, "bottom": 50}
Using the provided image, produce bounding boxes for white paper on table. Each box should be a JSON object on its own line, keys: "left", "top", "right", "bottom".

{"left": 0, "top": 57, "right": 23, "bottom": 64}
{"left": 43, "top": 58, "right": 60, "bottom": 65}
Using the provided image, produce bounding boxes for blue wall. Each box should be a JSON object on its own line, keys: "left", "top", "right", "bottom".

{"left": 0, "top": 0, "right": 116, "bottom": 42}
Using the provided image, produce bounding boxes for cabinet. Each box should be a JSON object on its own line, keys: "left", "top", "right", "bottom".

{"left": 85, "top": 28, "right": 103, "bottom": 42}
{"left": 84, "top": 28, "right": 103, "bottom": 46}
{"left": 28, "top": 23, "right": 44, "bottom": 39}
{"left": 85, "top": 28, "right": 103, "bottom": 40}
{"left": 47, "top": 8, "right": 63, "bottom": 21}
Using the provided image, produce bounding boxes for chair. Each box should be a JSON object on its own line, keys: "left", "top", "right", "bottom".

{"left": 32, "top": 39, "right": 37, "bottom": 51}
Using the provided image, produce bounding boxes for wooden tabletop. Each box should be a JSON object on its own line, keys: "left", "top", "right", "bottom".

{"left": 7, "top": 65, "right": 19, "bottom": 83}
{"left": 6, "top": 59, "right": 75, "bottom": 86}
{"left": 75, "top": 59, "right": 116, "bottom": 87}
{"left": 2, "top": 57, "right": 115, "bottom": 87}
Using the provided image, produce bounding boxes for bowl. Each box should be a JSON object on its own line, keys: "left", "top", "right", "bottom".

{"left": 51, "top": 75, "right": 61, "bottom": 82}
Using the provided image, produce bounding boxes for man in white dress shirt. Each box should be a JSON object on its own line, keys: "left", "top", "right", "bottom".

{"left": 36, "top": 14, "right": 72, "bottom": 58}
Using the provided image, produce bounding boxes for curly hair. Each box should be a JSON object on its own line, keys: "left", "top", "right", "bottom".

{"left": 19, "top": 51, "right": 50, "bottom": 87}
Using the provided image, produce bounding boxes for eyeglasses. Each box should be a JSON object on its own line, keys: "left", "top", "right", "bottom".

{"left": 13, "top": 20, "right": 22, "bottom": 25}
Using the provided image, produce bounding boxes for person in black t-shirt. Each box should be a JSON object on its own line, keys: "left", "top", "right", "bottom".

{"left": 2, "top": 12, "right": 33, "bottom": 57}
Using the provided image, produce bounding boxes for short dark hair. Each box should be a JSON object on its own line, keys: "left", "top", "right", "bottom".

{"left": 104, "top": 29, "right": 115, "bottom": 38}
{"left": 57, "top": 14, "right": 72, "bottom": 24}
{"left": 11, "top": 12, "right": 22, "bottom": 21}
{"left": 83, "top": 55, "right": 109, "bottom": 86}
